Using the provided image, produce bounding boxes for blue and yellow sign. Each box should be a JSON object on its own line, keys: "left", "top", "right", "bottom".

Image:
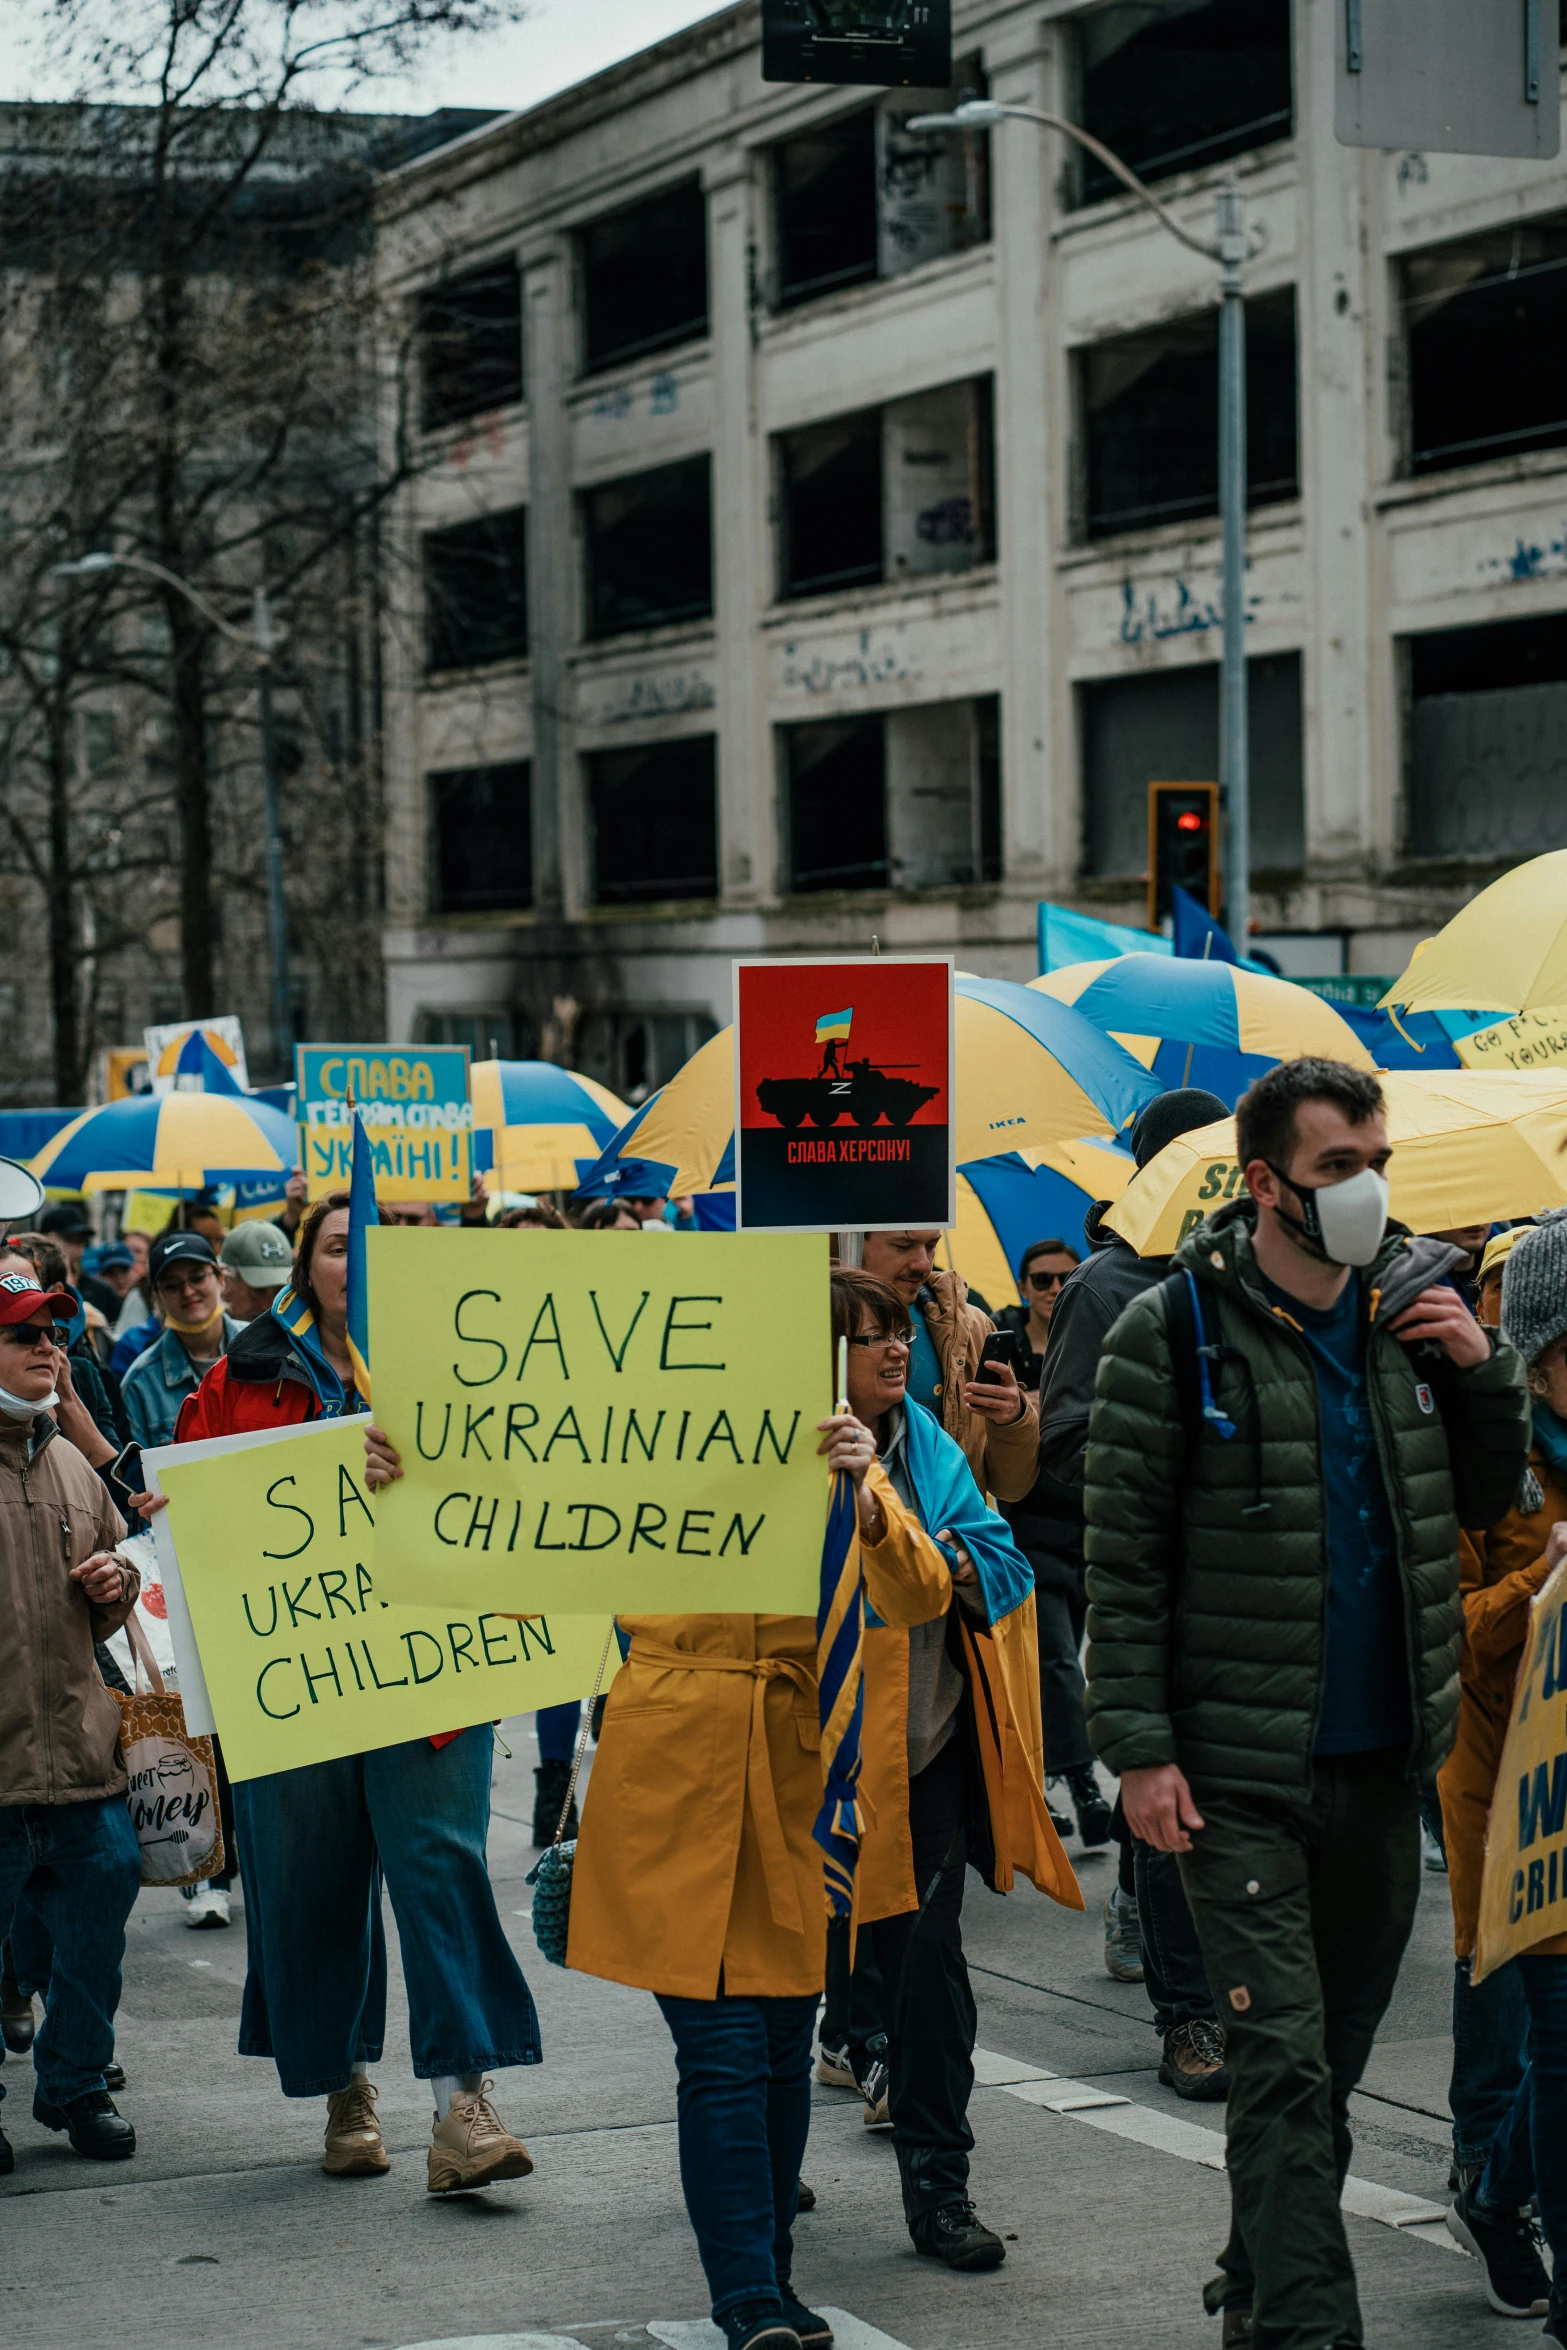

{"left": 296, "top": 1045, "right": 472, "bottom": 1202}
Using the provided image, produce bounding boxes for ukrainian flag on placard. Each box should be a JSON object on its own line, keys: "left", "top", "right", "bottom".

{"left": 346, "top": 1106, "right": 375, "bottom": 1404}
{"left": 815, "top": 1008, "right": 853, "bottom": 1044}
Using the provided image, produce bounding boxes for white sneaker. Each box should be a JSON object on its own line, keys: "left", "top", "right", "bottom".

{"left": 181, "top": 1881, "right": 231, "bottom": 1928}
{"left": 1421, "top": 1826, "right": 1448, "bottom": 1875}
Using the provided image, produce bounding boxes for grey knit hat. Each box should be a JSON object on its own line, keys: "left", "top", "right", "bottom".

{"left": 1501, "top": 1209, "right": 1567, "bottom": 1370}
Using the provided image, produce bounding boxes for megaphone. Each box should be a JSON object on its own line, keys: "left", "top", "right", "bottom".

{"left": 0, "top": 1157, "right": 47, "bottom": 1227}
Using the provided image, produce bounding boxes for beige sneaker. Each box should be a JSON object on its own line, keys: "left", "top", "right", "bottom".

{"left": 323, "top": 2078, "right": 391, "bottom": 2176}
{"left": 427, "top": 2080, "right": 534, "bottom": 2194}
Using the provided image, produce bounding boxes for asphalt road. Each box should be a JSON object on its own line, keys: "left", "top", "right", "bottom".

{"left": 0, "top": 1721, "right": 1507, "bottom": 2350}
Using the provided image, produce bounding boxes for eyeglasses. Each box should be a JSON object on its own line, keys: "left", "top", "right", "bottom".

{"left": 1025, "top": 1269, "right": 1070, "bottom": 1291}
{"left": 0, "top": 1322, "right": 65, "bottom": 1349}
{"left": 847, "top": 1330, "right": 911, "bottom": 1351}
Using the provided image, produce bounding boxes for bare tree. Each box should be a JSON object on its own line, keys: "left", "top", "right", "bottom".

{"left": 0, "top": 0, "right": 524, "bottom": 1096}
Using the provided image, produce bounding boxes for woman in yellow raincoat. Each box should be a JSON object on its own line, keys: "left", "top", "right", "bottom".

{"left": 569, "top": 1269, "right": 1081, "bottom": 2350}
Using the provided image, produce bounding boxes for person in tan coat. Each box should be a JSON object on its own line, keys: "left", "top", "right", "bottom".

{"left": 569, "top": 1269, "right": 1080, "bottom": 2350}
{"left": 0, "top": 1269, "right": 143, "bottom": 2175}
{"left": 1437, "top": 1210, "right": 1567, "bottom": 2331}
{"left": 859, "top": 1233, "right": 1037, "bottom": 1501}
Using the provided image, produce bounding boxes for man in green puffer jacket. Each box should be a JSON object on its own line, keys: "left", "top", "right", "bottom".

{"left": 1083, "top": 1058, "right": 1528, "bottom": 2350}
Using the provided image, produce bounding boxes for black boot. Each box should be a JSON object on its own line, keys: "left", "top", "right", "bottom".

{"left": 1, "top": 1942, "right": 36, "bottom": 2054}
{"left": 33, "top": 2088, "right": 136, "bottom": 2160}
{"left": 1063, "top": 1765, "right": 1113, "bottom": 1847}
{"left": 532, "top": 1759, "right": 578, "bottom": 1847}
{"left": 909, "top": 2202, "right": 1006, "bottom": 2270}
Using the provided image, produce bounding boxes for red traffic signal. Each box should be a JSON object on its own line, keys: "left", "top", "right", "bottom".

{"left": 1147, "top": 781, "right": 1219, "bottom": 928}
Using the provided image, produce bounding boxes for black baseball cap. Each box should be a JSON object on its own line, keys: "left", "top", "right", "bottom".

{"left": 38, "top": 1203, "right": 91, "bottom": 1240}
{"left": 149, "top": 1231, "right": 218, "bottom": 1285}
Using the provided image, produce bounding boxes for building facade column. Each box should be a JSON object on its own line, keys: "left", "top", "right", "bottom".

{"left": 705, "top": 148, "right": 771, "bottom": 907}
{"left": 523, "top": 235, "right": 574, "bottom": 919}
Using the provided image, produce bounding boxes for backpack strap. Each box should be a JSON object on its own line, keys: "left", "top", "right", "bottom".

{"left": 1159, "top": 1270, "right": 1239, "bottom": 1451}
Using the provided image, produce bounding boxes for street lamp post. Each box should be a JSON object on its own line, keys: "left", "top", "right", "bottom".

{"left": 51, "top": 549, "right": 295, "bottom": 1068}
{"left": 906, "top": 98, "right": 1253, "bottom": 945}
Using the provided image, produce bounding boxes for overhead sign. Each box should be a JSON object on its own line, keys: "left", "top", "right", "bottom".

{"left": 1474, "top": 1558, "right": 1567, "bottom": 1982}
{"left": 296, "top": 1044, "right": 472, "bottom": 1202}
{"left": 1336, "top": 0, "right": 1559, "bottom": 159}
{"left": 144, "top": 1017, "right": 248, "bottom": 1096}
{"left": 147, "top": 1417, "right": 612, "bottom": 1781}
{"left": 761, "top": 0, "right": 951, "bottom": 88}
{"left": 366, "top": 1228, "right": 829, "bottom": 1617}
{"left": 734, "top": 956, "right": 954, "bottom": 1232}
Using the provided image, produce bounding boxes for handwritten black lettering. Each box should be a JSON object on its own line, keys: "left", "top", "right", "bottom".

{"left": 243, "top": 1587, "right": 279, "bottom": 1639}
{"left": 590, "top": 1287, "right": 650, "bottom": 1372}
{"left": 677, "top": 1509, "right": 714, "bottom": 1557}
{"left": 630, "top": 1502, "right": 667, "bottom": 1551}
{"left": 517, "top": 1293, "right": 569, "bottom": 1382}
{"left": 543, "top": 1405, "right": 590, "bottom": 1464}
{"left": 318, "top": 1568, "right": 355, "bottom": 1620}
{"left": 534, "top": 1501, "right": 566, "bottom": 1551}
{"left": 256, "top": 1657, "right": 299, "bottom": 1718}
{"left": 261, "top": 1475, "right": 314, "bottom": 1561}
{"left": 720, "top": 1512, "right": 765, "bottom": 1557}
{"left": 753, "top": 1410, "right": 801, "bottom": 1466}
{"left": 434, "top": 1492, "right": 470, "bottom": 1546}
{"left": 660, "top": 1295, "right": 725, "bottom": 1372}
{"left": 478, "top": 1613, "right": 514, "bottom": 1666}
{"left": 402, "top": 1629, "right": 445, "bottom": 1685}
{"left": 697, "top": 1409, "right": 742, "bottom": 1464}
{"left": 301, "top": 1647, "right": 343, "bottom": 1705}
{"left": 454, "top": 1288, "right": 507, "bottom": 1387}
{"left": 283, "top": 1576, "right": 322, "bottom": 1627}
{"left": 448, "top": 1621, "right": 478, "bottom": 1672}
{"left": 569, "top": 1503, "right": 622, "bottom": 1551}
{"left": 504, "top": 1401, "right": 540, "bottom": 1461}
{"left": 337, "top": 1463, "right": 374, "bottom": 1537}
{"left": 462, "top": 1403, "right": 495, "bottom": 1461}
{"left": 416, "top": 1401, "right": 453, "bottom": 1460}
{"left": 621, "top": 1408, "right": 665, "bottom": 1462}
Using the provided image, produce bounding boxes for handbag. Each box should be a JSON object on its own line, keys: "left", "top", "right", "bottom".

{"left": 111, "top": 1613, "right": 226, "bottom": 1890}
{"left": 524, "top": 1626, "right": 617, "bottom": 1967}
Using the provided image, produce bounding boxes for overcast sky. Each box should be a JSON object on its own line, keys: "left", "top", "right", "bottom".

{"left": 0, "top": 2, "right": 728, "bottom": 116}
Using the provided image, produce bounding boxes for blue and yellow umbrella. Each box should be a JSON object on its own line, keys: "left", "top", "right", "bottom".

{"left": 576, "top": 978, "right": 1160, "bottom": 1201}
{"left": 1031, "top": 954, "right": 1376, "bottom": 1107}
{"left": 938, "top": 1137, "right": 1134, "bottom": 1304}
{"left": 469, "top": 1061, "right": 633, "bottom": 1193}
{"left": 31, "top": 1090, "right": 299, "bottom": 1194}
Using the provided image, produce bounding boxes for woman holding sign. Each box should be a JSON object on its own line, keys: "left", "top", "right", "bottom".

{"left": 559, "top": 1269, "right": 1078, "bottom": 2350}
{"left": 178, "top": 1194, "right": 541, "bottom": 2196}
{"left": 1438, "top": 1212, "right": 1567, "bottom": 2333}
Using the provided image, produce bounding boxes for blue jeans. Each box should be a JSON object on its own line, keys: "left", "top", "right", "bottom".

{"left": 536, "top": 1703, "right": 580, "bottom": 1764}
{"left": 233, "top": 1727, "right": 540, "bottom": 2097}
{"left": 655, "top": 1990, "right": 819, "bottom": 2320}
{"left": 1450, "top": 1954, "right": 1529, "bottom": 2171}
{"left": 0, "top": 1798, "right": 141, "bottom": 2107}
{"left": 1480, "top": 1953, "right": 1567, "bottom": 2313}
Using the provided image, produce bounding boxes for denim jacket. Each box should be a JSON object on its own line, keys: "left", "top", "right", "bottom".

{"left": 119, "top": 1320, "right": 242, "bottom": 1452}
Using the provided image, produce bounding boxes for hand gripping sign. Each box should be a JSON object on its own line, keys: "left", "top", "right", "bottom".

{"left": 366, "top": 1229, "right": 830, "bottom": 1617}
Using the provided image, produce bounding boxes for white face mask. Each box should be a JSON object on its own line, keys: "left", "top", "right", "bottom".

{"left": 0, "top": 1380, "right": 55, "bottom": 1421}
{"left": 1267, "top": 1162, "right": 1390, "bottom": 1269}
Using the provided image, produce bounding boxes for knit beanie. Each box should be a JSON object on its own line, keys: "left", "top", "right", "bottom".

{"left": 1500, "top": 1207, "right": 1567, "bottom": 1369}
{"left": 1130, "top": 1087, "right": 1230, "bottom": 1169}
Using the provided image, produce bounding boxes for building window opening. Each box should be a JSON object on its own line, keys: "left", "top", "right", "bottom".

{"left": 1079, "top": 287, "right": 1297, "bottom": 539}
{"left": 429, "top": 761, "right": 532, "bottom": 913}
{"left": 1404, "top": 216, "right": 1567, "bottom": 476}
{"left": 1073, "top": 0, "right": 1293, "bottom": 206}
{"left": 423, "top": 507, "right": 528, "bottom": 672}
{"left": 587, "top": 735, "right": 719, "bottom": 905}
{"left": 779, "top": 376, "right": 994, "bottom": 599}
{"left": 416, "top": 1009, "right": 536, "bottom": 1060}
{"left": 581, "top": 179, "right": 708, "bottom": 374}
{"left": 1079, "top": 655, "right": 1304, "bottom": 882}
{"left": 418, "top": 261, "right": 523, "bottom": 431}
{"left": 583, "top": 456, "right": 713, "bottom": 638}
{"left": 779, "top": 408, "right": 883, "bottom": 597}
{"left": 775, "top": 109, "right": 879, "bottom": 307}
{"left": 885, "top": 696, "right": 1002, "bottom": 889}
{"left": 1406, "top": 615, "right": 1567, "bottom": 861}
{"left": 577, "top": 1008, "right": 717, "bottom": 1105}
{"left": 787, "top": 715, "right": 887, "bottom": 892}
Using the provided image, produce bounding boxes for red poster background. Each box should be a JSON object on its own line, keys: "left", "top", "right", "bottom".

{"left": 735, "top": 960, "right": 950, "bottom": 1127}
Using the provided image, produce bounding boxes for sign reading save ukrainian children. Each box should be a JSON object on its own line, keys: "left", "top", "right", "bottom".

{"left": 1475, "top": 1557, "right": 1567, "bottom": 1983}
{"left": 733, "top": 956, "right": 955, "bottom": 1232}
{"left": 151, "top": 1417, "right": 611, "bottom": 1781}
{"left": 367, "top": 1229, "right": 830, "bottom": 1616}
{"left": 296, "top": 1043, "right": 472, "bottom": 1202}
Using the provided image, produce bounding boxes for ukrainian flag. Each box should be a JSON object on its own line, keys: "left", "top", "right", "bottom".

{"left": 812, "top": 1457, "right": 865, "bottom": 1918}
{"left": 346, "top": 1107, "right": 375, "bottom": 1403}
{"left": 815, "top": 1008, "right": 853, "bottom": 1044}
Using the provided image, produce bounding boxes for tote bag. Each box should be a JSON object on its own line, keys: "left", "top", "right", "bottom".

{"left": 111, "top": 1614, "right": 225, "bottom": 1889}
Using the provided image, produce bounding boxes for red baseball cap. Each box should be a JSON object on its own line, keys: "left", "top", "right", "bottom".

{"left": 0, "top": 1272, "right": 70, "bottom": 1329}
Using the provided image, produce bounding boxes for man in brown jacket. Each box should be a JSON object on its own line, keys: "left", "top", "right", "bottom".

{"left": 860, "top": 1233, "right": 1037, "bottom": 1502}
{"left": 0, "top": 1269, "right": 143, "bottom": 2173}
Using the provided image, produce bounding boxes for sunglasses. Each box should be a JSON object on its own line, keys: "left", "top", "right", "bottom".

{"left": 1025, "top": 1269, "right": 1070, "bottom": 1291}
{"left": 0, "top": 1321, "right": 67, "bottom": 1349}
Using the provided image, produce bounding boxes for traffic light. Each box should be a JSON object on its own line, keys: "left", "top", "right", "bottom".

{"left": 761, "top": 0, "right": 952, "bottom": 88}
{"left": 1147, "top": 781, "right": 1219, "bottom": 929}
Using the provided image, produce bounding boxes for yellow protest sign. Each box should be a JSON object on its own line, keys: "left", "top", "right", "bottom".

{"left": 1456, "top": 1008, "right": 1567, "bottom": 1074}
{"left": 1474, "top": 1558, "right": 1567, "bottom": 1983}
{"left": 153, "top": 1417, "right": 611, "bottom": 1782}
{"left": 367, "top": 1228, "right": 831, "bottom": 1615}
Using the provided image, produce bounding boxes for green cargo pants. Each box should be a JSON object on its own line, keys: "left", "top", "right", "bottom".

{"left": 1177, "top": 1750, "right": 1421, "bottom": 2350}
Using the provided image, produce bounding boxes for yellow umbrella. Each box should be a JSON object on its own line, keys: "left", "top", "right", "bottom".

{"left": 468, "top": 1060, "right": 631, "bottom": 1192}
{"left": 30, "top": 1090, "right": 297, "bottom": 1195}
{"left": 1105, "top": 1069, "right": 1567, "bottom": 1258}
{"left": 1381, "top": 849, "right": 1567, "bottom": 1018}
